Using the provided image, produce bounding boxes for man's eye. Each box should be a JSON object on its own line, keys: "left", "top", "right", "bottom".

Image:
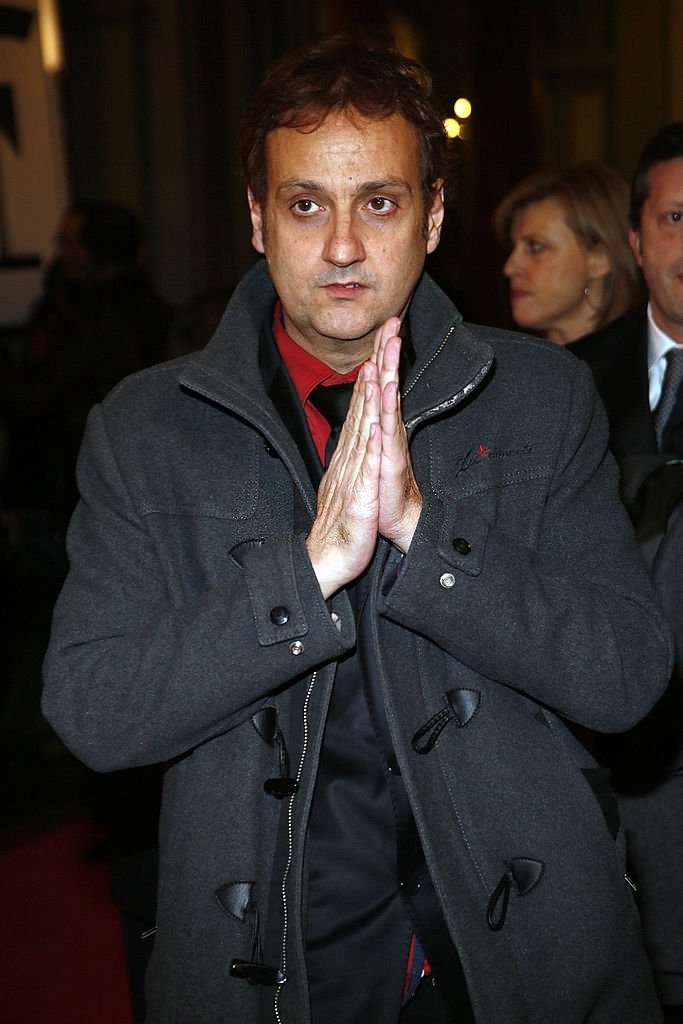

{"left": 367, "top": 196, "right": 395, "bottom": 213}
{"left": 291, "top": 199, "right": 321, "bottom": 215}
{"left": 526, "top": 240, "right": 545, "bottom": 254}
{"left": 668, "top": 211, "right": 682, "bottom": 224}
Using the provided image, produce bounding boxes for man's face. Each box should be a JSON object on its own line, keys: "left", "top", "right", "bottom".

{"left": 630, "top": 157, "right": 683, "bottom": 342}
{"left": 248, "top": 110, "right": 444, "bottom": 371}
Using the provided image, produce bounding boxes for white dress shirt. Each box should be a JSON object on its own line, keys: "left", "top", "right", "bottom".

{"left": 647, "top": 303, "right": 683, "bottom": 410}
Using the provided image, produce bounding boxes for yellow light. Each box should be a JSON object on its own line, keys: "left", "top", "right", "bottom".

{"left": 38, "top": 0, "right": 64, "bottom": 74}
{"left": 443, "top": 118, "right": 461, "bottom": 139}
{"left": 453, "top": 97, "right": 472, "bottom": 120}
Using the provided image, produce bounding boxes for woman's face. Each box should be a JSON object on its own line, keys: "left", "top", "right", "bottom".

{"left": 503, "top": 197, "right": 604, "bottom": 344}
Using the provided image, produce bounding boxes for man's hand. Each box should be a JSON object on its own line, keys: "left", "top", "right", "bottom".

{"left": 306, "top": 318, "right": 423, "bottom": 599}
{"left": 371, "top": 318, "right": 423, "bottom": 553}
{"left": 305, "top": 363, "right": 382, "bottom": 599}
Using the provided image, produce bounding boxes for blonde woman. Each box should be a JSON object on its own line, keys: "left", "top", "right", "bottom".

{"left": 493, "top": 162, "right": 642, "bottom": 344}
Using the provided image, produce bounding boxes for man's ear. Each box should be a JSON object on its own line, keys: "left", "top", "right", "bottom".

{"left": 629, "top": 226, "right": 643, "bottom": 267}
{"left": 247, "top": 188, "right": 266, "bottom": 255}
{"left": 426, "top": 180, "right": 445, "bottom": 255}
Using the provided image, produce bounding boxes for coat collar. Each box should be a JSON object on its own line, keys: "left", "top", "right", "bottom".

{"left": 178, "top": 259, "right": 494, "bottom": 438}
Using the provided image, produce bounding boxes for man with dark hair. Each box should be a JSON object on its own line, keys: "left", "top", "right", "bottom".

{"left": 571, "top": 122, "right": 683, "bottom": 1021}
{"left": 54, "top": 201, "right": 145, "bottom": 284}
{"left": 1, "top": 200, "right": 171, "bottom": 524}
{"left": 43, "top": 37, "right": 671, "bottom": 1023}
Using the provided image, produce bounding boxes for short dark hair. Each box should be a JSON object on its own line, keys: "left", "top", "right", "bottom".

{"left": 240, "top": 35, "right": 449, "bottom": 211}
{"left": 630, "top": 122, "right": 683, "bottom": 228}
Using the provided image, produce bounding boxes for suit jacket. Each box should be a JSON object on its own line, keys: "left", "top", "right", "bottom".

{"left": 570, "top": 304, "right": 683, "bottom": 683}
{"left": 570, "top": 307, "right": 683, "bottom": 1005}
{"left": 570, "top": 307, "right": 656, "bottom": 458}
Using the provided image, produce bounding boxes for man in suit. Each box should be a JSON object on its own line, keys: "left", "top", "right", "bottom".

{"left": 571, "top": 122, "right": 683, "bottom": 1022}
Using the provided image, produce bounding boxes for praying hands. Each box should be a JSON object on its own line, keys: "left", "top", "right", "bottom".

{"left": 306, "top": 317, "right": 423, "bottom": 599}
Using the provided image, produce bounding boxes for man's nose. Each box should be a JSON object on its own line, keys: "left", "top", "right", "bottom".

{"left": 323, "top": 212, "right": 366, "bottom": 266}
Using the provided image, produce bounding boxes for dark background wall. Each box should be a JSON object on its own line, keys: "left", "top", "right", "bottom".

{"left": 32, "top": 0, "right": 683, "bottom": 326}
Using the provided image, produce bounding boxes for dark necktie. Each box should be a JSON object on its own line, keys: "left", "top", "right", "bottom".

{"left": 653, "top": 346, "right": 683, "bottom": 455}
{"left": 310, "top": 381, "right": 355, "bottom": 466}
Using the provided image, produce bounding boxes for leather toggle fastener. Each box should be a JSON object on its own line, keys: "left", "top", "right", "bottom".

{"left": 411, "top": 688, "right": 482, "bottom": 754}
{"left": 486, "top": 857, "right": 545, "bottom": 931}
{"left": 230, "top": 960, "right": 287, "bottom": 987}
{"left": 216, "top": 881, "right": 287, "bottom": 986}
{"left": 252, "top": 707, "right": 299, "bottom": 799}
{"left": 263, "top": 777, "right": 299, "bottom": 798}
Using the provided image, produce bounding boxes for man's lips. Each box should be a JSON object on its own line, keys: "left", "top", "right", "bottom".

{"left": 510, "top": 289, "right": 531, "bottom": 302}
{"left": 322, "top": 282, "right": 369, "bottom": 297}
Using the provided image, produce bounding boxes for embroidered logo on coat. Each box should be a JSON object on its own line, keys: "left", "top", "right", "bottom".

{"left": 453, "top": 440, "right": 541, "bottom": 476}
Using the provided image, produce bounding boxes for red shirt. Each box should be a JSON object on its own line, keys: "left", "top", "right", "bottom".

{"left": 272, "top": 301, "right": 361, "bottom": 463}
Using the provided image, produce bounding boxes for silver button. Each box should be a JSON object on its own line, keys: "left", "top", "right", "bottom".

{"left": 331, "top": 612, "right": 342, "bottom": 632}
{"left": 289, "top": 640, "right": 304, "bottom": 655}
{"left": 439, "top": 573, "right": 456, "bottom": 589}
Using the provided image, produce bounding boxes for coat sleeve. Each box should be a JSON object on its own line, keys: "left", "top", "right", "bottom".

{"left": 379, "top": 362, "right": 673, "bottom": 733}
{"left": 41, "top": 403, "right": 354, "bottom": 771}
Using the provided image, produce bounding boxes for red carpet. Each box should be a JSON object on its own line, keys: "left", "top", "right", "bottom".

{"left": 0, "top": 818, "right": 134, "bottom": 1023}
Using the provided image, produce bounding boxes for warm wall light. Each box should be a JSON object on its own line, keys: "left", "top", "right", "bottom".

{"left": 453, "top": 97, "right": 472, "bottom": 120}
{"left": 443, "top": 118, "right": 461, "bottom": 139}
{"left": 38, "top": 0, "right": 65, "bottom": 73}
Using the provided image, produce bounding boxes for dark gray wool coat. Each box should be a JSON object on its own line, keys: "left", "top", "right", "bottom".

{"left": 43, "top": 261, "right": 672, "bottom": 1024}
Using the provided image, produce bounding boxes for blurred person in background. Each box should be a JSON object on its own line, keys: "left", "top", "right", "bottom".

{"left": 493, "top": 162, "right": 642, "bottom": 344}
{"left": 571, "top": 123, "right": 683, "bottom": 1022}
{"left": 0, "top": 200, "right": 172, "bottom": 724}
{"left": 0, "top": 201, "right": 173, "bottom": 529}
{"left": 0, "top": 203, "right": 173, "bottom": 1022}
